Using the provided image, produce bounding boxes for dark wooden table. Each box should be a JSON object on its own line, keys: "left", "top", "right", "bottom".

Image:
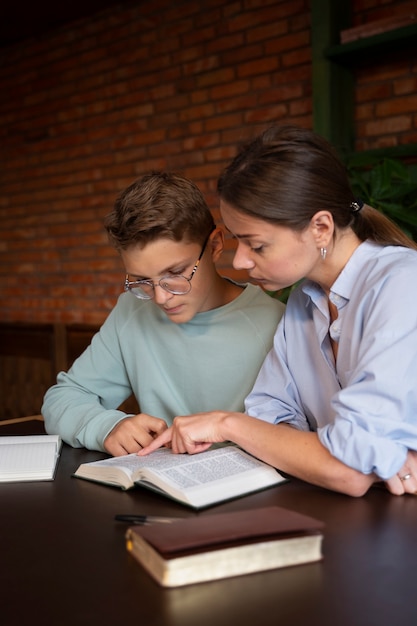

{"left": 1, "top": 420, "right": 417, "bottom": 626}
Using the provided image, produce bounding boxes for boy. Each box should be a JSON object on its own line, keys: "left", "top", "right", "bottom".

{"left": 42, "top": 172, "right": 284, "bottom": 455}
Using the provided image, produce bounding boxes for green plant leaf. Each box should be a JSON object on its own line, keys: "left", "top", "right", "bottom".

{"left": 347, "top": 154, "right": 417, "bottom": 242}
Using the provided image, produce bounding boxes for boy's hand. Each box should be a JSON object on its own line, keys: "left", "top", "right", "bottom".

{"left": 138, "top": 427, "right": 175, "bottom": 455}
{"left": 104, "top": 413, "right": 168, "bottom": 456}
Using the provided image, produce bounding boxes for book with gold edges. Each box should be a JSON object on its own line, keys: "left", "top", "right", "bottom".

{"left": 126, "top": 506, "right": 324, "bottom": 587}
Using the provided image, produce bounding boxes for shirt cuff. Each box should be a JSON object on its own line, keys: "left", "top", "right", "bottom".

{"left": 318, "top": 422, "right": 408, "bottom": 480}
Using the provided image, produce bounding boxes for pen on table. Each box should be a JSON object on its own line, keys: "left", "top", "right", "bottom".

{"left": 114, "top": 514, "right": 180, "bottom": 525}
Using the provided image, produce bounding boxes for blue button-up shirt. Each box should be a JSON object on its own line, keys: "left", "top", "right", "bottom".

{"left": 245, "top": 240, "right": 417, "bottom": 480}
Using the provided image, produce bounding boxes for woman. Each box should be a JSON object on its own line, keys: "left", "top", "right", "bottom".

{"left": 140, "top": 125, "right": 417, "bottom": 497}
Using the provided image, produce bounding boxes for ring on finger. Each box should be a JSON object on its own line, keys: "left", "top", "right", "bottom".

{"left": 400, "top": 473, "right": 412, "bottom": 481}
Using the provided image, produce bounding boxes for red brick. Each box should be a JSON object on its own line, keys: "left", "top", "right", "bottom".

{"left": 237, "top": 56, "right": 280, "bottom": 78}
{"left": 376, "top": 94, "right": 417, "bottom": 117}
{"left": 394, "top": 77, "right": 417, "bottom": 95}
{"left": 0, "top": 0, "right": 415, "bottom": 323}
{"left": 364, "top": 116, "right": 412, "bottom": 136}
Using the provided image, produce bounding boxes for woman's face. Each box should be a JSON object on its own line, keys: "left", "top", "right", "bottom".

{"left": 220, "top": 200, "right": 320, "bottom": 291}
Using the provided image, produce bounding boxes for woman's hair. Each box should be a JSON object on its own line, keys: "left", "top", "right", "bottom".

{"left": 217, "top": 125, "right": 417, "bottom": 250}
{"left": 105, "top": 171, "right": 215, "bottom": 250}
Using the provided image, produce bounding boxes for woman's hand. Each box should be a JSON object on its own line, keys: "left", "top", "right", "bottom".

{"left": 384, "top": 450, "right": 417, "bottom": 495}
{"left": 138, "top": 411, "right": 232, "bottom": 456}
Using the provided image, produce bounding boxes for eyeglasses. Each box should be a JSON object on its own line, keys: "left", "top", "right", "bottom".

{"left": 124, "top": 231, "right": 213, "bottom": 300}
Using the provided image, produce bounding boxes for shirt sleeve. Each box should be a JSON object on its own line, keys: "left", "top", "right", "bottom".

{"left": 246, "top": 253, "right": 417, "bottom": 481}
{"left": 42, "top": 299, "right": 135, "bottom": 451}
{"left": 319, "top": 258, "right": 417, "bottom": 479}
{"left": 245, "top": 315, "right": 313, "bottom": 432}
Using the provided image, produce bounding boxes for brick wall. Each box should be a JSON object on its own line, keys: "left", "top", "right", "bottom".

{"left": 0, "top": 0, "right": 416, "bottom": 324}
{"left": 351, "top": 0, "right": 417, "bottom": 150}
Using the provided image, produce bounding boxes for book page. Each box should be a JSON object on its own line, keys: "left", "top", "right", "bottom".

{"left": 0, "top": 435, "right": 61, "bottom": 446}
{"left": 78, "top": 446, "right": 285, "bottom": 506}
{"left": 0, "top": 436, "right": 61, "bottom": 482}
{"left": 135, "top": 447, "right": 285, "bottom": 507}
{"left": 93, "top": 446, "right": 279, "bottom": 490}
{"left": 139, "top": 447, "right": 272, "bottom": 489}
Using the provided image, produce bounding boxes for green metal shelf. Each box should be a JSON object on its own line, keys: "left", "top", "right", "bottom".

{"left": 345, "top": 143, "right": 417, "bottom": 165}
{"left": 325, "top": 23, "right": 417, "bottom": 65}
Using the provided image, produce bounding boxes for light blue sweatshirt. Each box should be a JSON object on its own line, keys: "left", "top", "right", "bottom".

{"left": 43, "top": 283, "right": 284, "bottom": 451}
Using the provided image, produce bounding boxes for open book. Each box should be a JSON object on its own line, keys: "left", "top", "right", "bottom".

{"left": 126, "top": 506, "right": 324, "bottom": 587}
{"left": 73, "top": 446, "right": 286, "bottom": 509}
{"left": 0, "top": 434, "right": 62, "bottom": 482}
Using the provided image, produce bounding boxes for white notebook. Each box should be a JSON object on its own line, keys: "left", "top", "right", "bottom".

{"left": 0, "top": 435, "right": 62, "bottom": 482}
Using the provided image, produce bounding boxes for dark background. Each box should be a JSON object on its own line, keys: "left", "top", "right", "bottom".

{"left": 1, "top": 0, "right": 123, "bottom": 47}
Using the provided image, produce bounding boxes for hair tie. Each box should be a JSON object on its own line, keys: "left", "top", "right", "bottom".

{"left": 350, "top": 198, "right": 364, "bottom": 214}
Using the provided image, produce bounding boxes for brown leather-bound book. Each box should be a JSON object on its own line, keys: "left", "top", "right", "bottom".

{"left": 126, "top": 506, "right": 324, "bottom": 587}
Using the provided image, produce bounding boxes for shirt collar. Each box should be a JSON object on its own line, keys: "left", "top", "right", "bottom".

{"left": 302, "top": 240, "right": 382, "bottom": 303}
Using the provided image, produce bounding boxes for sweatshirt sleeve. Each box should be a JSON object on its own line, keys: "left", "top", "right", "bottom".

{"left": 42, "top": 300, "right": 135, "bottom": 452}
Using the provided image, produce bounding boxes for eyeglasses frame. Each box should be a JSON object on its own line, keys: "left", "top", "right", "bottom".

{"left": 124, "top": 229, "right": 215, "bottom": 300}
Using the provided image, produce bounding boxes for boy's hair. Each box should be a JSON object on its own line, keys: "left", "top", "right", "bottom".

{"left": 104, "top": 171, "right": 215, "bottom": 250}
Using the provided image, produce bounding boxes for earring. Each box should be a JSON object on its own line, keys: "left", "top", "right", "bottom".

{"left": 320, "top": 247, "right": 327, "bottom": 260}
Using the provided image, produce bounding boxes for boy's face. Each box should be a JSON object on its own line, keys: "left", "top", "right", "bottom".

{"left": 121, "top": 237, "right": 217, "bottom": 324}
